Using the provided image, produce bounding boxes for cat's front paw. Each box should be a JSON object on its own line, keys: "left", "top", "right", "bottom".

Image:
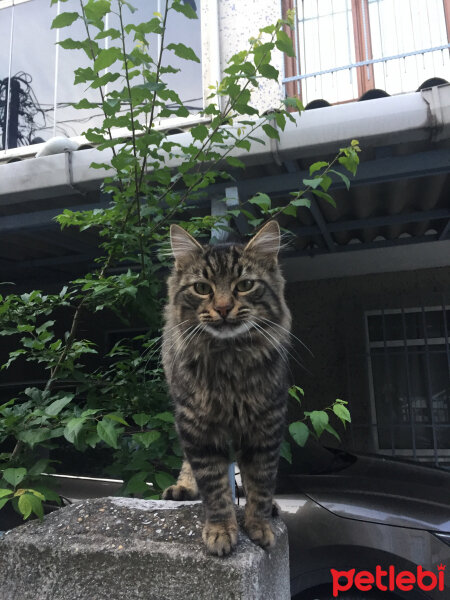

{"left": 162, "top": 484, "right": 199, "bottom": 501}
{"left": 202, "top": 518, "right": 238, "bottom": 557}
{"left": 244, "top": 517, "right": 275, "bottom": 549}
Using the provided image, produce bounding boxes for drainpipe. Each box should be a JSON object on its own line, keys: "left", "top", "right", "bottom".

{"left": 421, "top": 84, "right": 450, "bottom": 142}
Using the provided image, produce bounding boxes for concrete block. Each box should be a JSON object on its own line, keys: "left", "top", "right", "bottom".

{"left": 0, "top": 497, "right": 290, "bottom": 600}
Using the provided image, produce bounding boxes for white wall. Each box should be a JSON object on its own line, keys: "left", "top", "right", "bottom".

{"left": 201, "top": 0, "right": 285, "bottom": 114}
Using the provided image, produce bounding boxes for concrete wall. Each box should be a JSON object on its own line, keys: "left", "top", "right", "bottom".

{"left": 202, "top": 0, "right": 285, "bottom": 113}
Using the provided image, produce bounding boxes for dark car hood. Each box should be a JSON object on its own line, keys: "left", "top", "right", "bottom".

{"left": 287, "top": 453, "right": 450, "bottom": 533}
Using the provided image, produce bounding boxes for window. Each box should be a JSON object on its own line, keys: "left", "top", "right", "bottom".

{"left": 365, "top": 306, "right": 450, "bottom": 467}
{"left": 283, "top": 0, "right": 450, "bottom": 105}
{"left": 0, "top": 0, "right": 203, "bottom": 150}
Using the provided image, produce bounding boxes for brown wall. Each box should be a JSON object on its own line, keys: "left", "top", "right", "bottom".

{"left": 285, "top": 265, "right": 450, "bottom": 452}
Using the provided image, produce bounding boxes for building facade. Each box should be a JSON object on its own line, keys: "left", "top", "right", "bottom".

{"left": 0, "top": 0, "right": 449, "bottom": 468}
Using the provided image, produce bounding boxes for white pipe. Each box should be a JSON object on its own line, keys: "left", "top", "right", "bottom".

{"left": 4, "top": 0, "right": 15, "bottom": 150}
{"left": 53, "top": 1, "right": 61, "bottom": 138}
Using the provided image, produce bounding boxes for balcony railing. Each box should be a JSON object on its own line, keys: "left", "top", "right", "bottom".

{"left": 283, "top": 0, "right": 450, "bottom": 105}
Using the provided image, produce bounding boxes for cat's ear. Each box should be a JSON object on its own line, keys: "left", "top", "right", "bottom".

{"left": 244, "top": 220, "right": 280, "bottom": 263}
{"left": 170, "top": 224, "right": 203, "bottom": 268}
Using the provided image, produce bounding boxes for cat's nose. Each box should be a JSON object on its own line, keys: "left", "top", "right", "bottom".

{"left": 214, "top": 302, "right": 233, "bottom": 318}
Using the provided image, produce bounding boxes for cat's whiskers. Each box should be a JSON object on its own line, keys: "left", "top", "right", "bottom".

{"left": 254, "top": 315, "right": 314, "bottom": 357}
{"left": 169, "top": 323, "right": 203, "bottom": 373}
{"left": 142, "top": 320, "right": 192, "bottom": 376}
{"left": 161, "top": 324, "right": 198, "bottom": 377}
{"left": 251, "top": 316, "right": 306, "bottom": 370}
{"left": 247, "top": 320, "right": 289, "bottom": 365}
{"left": 242, "top": 321, "right": 254, "bottom": 345}
{"left": 142, "top": 320, "right": 190, "bottom": 362}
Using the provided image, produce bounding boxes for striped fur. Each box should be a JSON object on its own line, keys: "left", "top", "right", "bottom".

{"left": 162, "top": 221, "right": 291, "bottom": 556}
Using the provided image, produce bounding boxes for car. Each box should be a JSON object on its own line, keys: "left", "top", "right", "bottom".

{"left": 272, "top": 442, "right": 450, "bottom": 599}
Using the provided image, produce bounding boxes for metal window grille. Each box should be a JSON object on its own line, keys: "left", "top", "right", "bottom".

{"left": 285, "top": 0, "right": 450, "bottom": 105}
{"left": 364, "top": 303, "right": 450, "bottom": 468}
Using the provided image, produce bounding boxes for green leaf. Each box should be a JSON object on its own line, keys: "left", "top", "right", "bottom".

{"left": 172, "top": 0, "right": 198, "bottom": 19}
{"left": 324, "top": 423, "right": 341, "bottom": 442}
{"left": 291, "top": 198, "right": 311, "bottom": 208}
{"left": 18, "top": 494, "right": 33, "bottom": 519}
{"left": 18, "top": 493, "right": 43, "bottom": 520}
{"left": 133, "top": 413, "right": 151, "bottom": 427}
{"left": 94, "top": 47, "right": 123, "bottom": 72}
{"left": 338, "top": 155, "right": 358, "bottom": 176}
{"left": 249, "top": 192, "right": 271, "bottom": 211}
{"left": 254, "top": 42, "right": 273, "bottom": 66}
{"left": 84, "top": 0, "right": 110, "bottom": 22}
{"left": 289, "top": 421, "right": 310, "bottom": 447}
{"left": 274, "top": 111, "right": 286, "bottom": 131}
{"left": 28, "top": 493, "right": 44, "bottom": 519}
{"left": 0, "top": 498, "right": 10, "bottom": 510}
{"left": 333, "top": 403, "right": 351, "bottom": 425}
{"left": 105, "top": 413, "right": 129, "bottom": 426}
{"left": 124, "top": 472, "right": 150, "bottom": 495}
{"left": 28, "top": 489, "right": 45, "bottom": 501}
{"left": 73, "top": 98, "right": 99, "bottom": 110}
{"left": 280, "top": 440, "right": 292, "bottom": 464}
{"left": 58, "top": 38, "right": 86, "bottom": 51}
{"left": 225, "top": 156, "right": 246, "bottom": 169}
{"left": 258, "top": 63, "right": 279, "bottom": 80}
{"left": 319, "top": 175, "right": 332, "bottom": 192}
{"left": 167, "top": 43, "right": 200, "bottom": 63}
{"left": 133, "top": 430, "right": 161, "bottom": 449}
{"left": 154, "top": 471, "right": 175, "bottom": 491}
{"left": 17, "top": 429, "right": 52, "bottom": 449}
{"left": 27, "top": 459, "right": 49, "bottom": 477}
{"left": 95, "top": 28, "right": 121, "bottom": 40}
{"left": 275, "top": 30, "right": 295, "bottom": 57}
{"left": 190, "top": 124, "right": 209, "bottom": 142}
{"left": 330, "top": 169, "right": 351, "bottom": 190}
{"left": 282, "top": 204, "right": 297, "bottom": 217}
{"left": 309, "top": 161, "right": 328, "bottom": 175}
{"left": 3, "top": 468, "right": 27, "bottom": 488}
{"left": 63, "top": 417, "right": 86, "bottom": 444}
{"left": 90, "top": 72, "right": 120, "bottom": 89}
{"left": 310, "top": 189, "right": 336, "bottom": 208}
{"left": 262, "top": 124, "right": 279, "bottom": 140}
{"left": 51, "top": 12, "right": 79, "bottom": 29}
{"left": 306, "top": 410, "right": 329, "bottom": 438}
{"left": 288, "top": 385, "right": 304, "bottom": 404}
{"left": 302, "top": 177, "right": 323, "bottom": 189}
{"left": 97, "top": 419, "right": 119, "bottom": 449}
{"left": 154, "top": 412, "right": 175, "bottom": 423}
{"left": 0, "top": 489, "right": 13, "bottom": 498}
{"left": 46, "top": 394, "right": 74, "bottom": 417}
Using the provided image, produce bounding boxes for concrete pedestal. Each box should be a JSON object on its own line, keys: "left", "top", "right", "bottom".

{"left": 0, "top": 497, "right": 290, "bottom": 600}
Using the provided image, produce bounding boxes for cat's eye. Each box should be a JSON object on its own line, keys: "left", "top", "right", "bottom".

{"left": 194, "top": 282, "right": 212, "bottom": 295}
{"left": 236, "top": 279, "right": 254, "bottom": 292}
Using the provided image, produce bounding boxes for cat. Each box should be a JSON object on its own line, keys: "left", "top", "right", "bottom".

{"left": 161, "top": 220, "right": 291, "bottom": 556}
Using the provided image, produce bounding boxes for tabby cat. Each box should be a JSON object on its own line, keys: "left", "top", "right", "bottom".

{"left": 161, "top": 220, "right": 291, "bottom": 556}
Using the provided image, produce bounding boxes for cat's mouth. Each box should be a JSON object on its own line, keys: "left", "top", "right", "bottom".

{"left": 203, "top": 320, "right": 249, "bottom": 339}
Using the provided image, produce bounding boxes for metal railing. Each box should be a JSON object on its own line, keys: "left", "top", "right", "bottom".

{"left": 285, "top": 0, "right": 450, "bottom": 104}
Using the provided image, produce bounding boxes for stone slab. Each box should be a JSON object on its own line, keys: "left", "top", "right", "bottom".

{"left": 0, "top": 497, "right": 290, "bottom": 600}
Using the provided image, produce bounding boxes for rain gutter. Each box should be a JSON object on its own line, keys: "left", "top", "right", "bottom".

{"left": 0, "top": 85, "right": 449, "bottom": 206}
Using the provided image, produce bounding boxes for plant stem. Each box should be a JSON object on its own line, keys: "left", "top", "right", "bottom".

{"left": 117, "top": 0, "right": 146, "bottom": 276}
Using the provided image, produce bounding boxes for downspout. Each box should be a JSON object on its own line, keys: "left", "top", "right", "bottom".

{"left": 421, "top": 85, "right": 450, "bottom": 142}
{"left": 65, "top": 151, "right": 86, "bottom": 197}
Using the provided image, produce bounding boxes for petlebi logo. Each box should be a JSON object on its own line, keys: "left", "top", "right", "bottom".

{"left": 331, "top": 564, "right": 446, "bottom": 597}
